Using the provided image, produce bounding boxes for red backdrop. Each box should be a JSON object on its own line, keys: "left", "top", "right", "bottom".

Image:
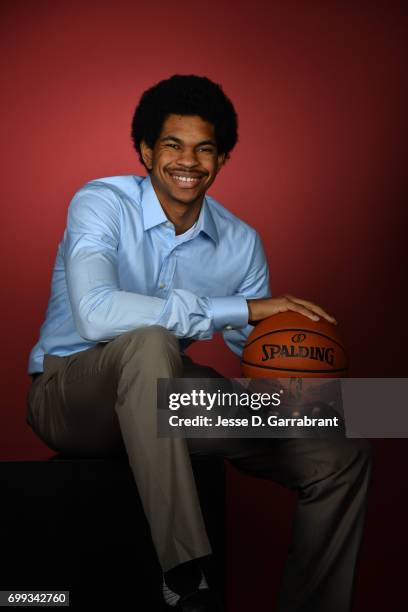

{"left": 1, "top": 1, "right": 407, "bottom": 610}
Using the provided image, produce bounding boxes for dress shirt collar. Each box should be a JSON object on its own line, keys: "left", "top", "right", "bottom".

{"left": 140, "top": 175, "right": 219, "bottom": 244}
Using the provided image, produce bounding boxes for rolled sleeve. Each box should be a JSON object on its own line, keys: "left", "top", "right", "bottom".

{"left": 209, "top": 296, "right": 249, "bottom": 331}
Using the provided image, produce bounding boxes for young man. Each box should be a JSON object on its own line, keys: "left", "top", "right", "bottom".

{"left": 27, "top": 75, "right": 372, "bottom": 612}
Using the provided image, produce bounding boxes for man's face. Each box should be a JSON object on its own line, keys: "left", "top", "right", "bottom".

{"left": 141, "top": 114, "right": 225, "bottom": 207}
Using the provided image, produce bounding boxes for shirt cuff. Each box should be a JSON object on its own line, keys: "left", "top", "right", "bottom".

{"left": 209, "top": 296, "right": 249, "bottom": 331}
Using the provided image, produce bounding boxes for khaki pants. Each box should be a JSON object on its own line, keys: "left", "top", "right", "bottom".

{"left": 26, "top": 326, "right": 372, "bottom": 612}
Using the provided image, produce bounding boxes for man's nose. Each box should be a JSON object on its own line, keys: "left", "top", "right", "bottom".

{"left": 177, "top": 148, "right": 199, "bottom": 167}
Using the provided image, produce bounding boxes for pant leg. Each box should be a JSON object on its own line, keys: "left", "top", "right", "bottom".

{"left": 26, "top": 326, "right": 212, "bottom": 571}
{"left": 228, "top": 437, "right": 373, "bottom": 612}
{"left": 173, "top": 366, "right": 372, "bottom": 611}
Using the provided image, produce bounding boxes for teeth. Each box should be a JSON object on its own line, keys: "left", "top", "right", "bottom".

{"left": 172, "top": 175, "right": 199, "bottom": 183}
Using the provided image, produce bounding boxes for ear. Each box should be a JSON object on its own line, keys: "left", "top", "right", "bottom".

{"left": 140, "top": 140, "right": 153, "bottom": 170}
{"left": 217, "top": 152, "right": 226, "bottom": 171}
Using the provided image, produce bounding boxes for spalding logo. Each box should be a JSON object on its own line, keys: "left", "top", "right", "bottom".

{"left": 261, "top": 333, "right": 335, "bottom": 366}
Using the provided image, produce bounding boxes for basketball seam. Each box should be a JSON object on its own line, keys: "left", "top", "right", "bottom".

{"left": 244, "top": 328, "right": 345, "bottom": 351}
{"left": 241, "top": 359, "right": 347, "bottom": 374}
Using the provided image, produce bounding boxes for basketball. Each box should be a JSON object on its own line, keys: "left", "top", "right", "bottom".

{"left": 242, "top": 311, "right": 348, "bottom": 377}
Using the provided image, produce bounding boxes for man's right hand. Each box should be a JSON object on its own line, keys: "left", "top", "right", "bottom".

{"left": 247, "top": 295, "right": 337, "bottom": 325}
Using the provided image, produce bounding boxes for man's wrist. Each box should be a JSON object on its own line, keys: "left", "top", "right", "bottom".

{"left": 247, "top": 298, "right": 258, "bottom": 325}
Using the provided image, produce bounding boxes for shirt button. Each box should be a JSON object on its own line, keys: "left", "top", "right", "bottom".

{"left": 224, "top": 325, "right": 233, "bottom": 331}
{"left": 159, "top": 283, "right": 166, "bottom": 289}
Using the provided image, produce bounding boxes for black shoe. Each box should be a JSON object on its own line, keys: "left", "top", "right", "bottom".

{"left": 176, "top": 589, "right": 224, "bottom": 611}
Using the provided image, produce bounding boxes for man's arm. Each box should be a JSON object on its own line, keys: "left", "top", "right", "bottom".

{"left": 64, "top": 188, "right": 248, "bottom": 342}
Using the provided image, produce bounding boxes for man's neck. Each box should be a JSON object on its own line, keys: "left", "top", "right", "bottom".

{"left": 163, "top": 203, "right": 201, "bottom": 235}
{"left": 151, "top": 181, "right": 204, "bottom": 235}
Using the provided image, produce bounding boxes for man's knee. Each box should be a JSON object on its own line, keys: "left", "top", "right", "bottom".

{"left": 116, "top": 325, "right": 177, "bottom": 350}
{"left": 132, "top": 325, "right": 178, "bottom": 346}
{"left": 324, "top": 438, "right": 373, "bottom": 478}
{"left": 114, "top": 325, "right": 182, "bottom": 373}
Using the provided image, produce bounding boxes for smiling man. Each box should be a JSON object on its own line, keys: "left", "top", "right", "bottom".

{"left": 27, "top": 75, "right": 372, "bottom": 612}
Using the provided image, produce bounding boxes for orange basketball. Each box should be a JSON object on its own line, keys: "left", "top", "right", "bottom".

{"left": 242, "top": 311, "right": 348, "bottom": 378}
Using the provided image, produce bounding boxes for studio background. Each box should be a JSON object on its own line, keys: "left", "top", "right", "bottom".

{"left": 1, "top": 1, "right": 407, "bottom": 610}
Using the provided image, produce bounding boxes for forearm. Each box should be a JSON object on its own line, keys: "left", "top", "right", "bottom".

{"left": 68, "top": 260, "right": 249, "bottom": 342}
{"left": 71, "top": 287, "right": 166, "bottom": 341}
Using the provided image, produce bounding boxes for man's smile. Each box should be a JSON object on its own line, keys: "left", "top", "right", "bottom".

{"left": 166, "top": 170, "right": 206, "bottom": 189}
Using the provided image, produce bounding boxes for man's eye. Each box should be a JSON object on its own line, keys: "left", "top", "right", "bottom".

{"left": 166, "top": 143, "right": 179, "bottom": 149}
{"left": 198, "top": 147, "right": 213, "bottom": 153}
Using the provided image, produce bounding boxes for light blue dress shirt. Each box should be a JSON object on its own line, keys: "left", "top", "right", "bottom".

{"left": 28, "top": 174, "right": 271, "bottom": 374}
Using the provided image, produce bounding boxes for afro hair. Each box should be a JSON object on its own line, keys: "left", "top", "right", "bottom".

{"left": 131, "top": 74, "right": 238, "bottom": 169}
